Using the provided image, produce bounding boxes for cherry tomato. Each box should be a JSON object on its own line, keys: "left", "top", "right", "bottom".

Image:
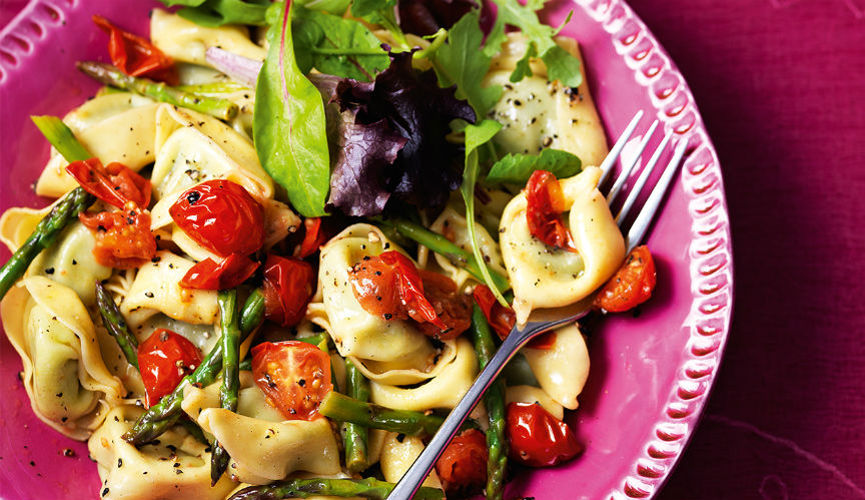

{"left": 506, "top": 402, "right": 582, "bottom": 467}
{"left": 417, "top": 270, "right": 471, "bottom": 340}
{"left": 169, "top": 180, "right": 265, "bottom": 257}
{"left": 262, "top": 255, "right": 316, "bottom": 327}
{"left": 79, "top": 203, "right": 156, "bottom": 269}
{"left": 348, "top": 251, "right": 447, "bottom": 331}
{"left": 252, "top": 341, "right": 332, "bottom": 420}
{"left": 66, "top": 158, "right": 151, "bottom": 209}
{"left": 138, "top": 328, "right": 202, "bottom": 407}
{"left": 93, "top": 15, "right": 177, "bottom": 84}
{"left": 472, "top": 284, "right": 555, "bottom": 349}
{"left": 295, "top": 218, "right": 327, "bottom": 258}
{"left": 594, "top": 245, "right": 657, "bottom": 313}
{"left": 180, "top": 254, "right": 259, "bottom": 290}
{"left": 525, "top": 170, "right": 576, "bottom": 251}
{"left": 434, "top": 429, "right": 488, "bottom": 495}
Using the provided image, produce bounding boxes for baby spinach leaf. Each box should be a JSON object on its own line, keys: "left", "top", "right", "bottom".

{"left": 461, "top": 119, "right": 508, "bottom": 305}
{"left": 485, "top": 148, "right": 581, "bottom": 184}
{"left": 428, "top": 11, "right": 501, "bottom": 117}
{"left": 293, "top": 8, "right": 389, "bottom": 81}
{"left": 254, "top": 1, "right": 330, "bottom": 217}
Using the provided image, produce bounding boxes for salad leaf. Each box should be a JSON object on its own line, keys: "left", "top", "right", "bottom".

{"left": 254, "top": 1, "right": 331, "bottom": 217}
{"left": 397, "top": 0, "right": 477, "bottom": 37}
{"left": 328, "top": 51, "right": 476, "bottom": 217}
{"left": 510, "top": 42, "right": 537, "bottom": 82}
{"left": 485, "top": 148, "right": 581, "bottom": 184}
{"left": 428, "top": 11, "right": 501, "bottom": 117}
{"left": 300, "top": 0, "right": 351, "bottom": 14}
{"left": 293, "top": 8, "right": 390, "bottom": 81}
{"left": 329, "top": 120, "right": 407, "bottom": 216}
{"left": 168, "top": 0, "right": 271, "bottom": 26}
{"left": 461, "top": 119, "right": 508, "bottom": 305}
{"left": 489, "top": 0, "right": 583, "bottom": 87}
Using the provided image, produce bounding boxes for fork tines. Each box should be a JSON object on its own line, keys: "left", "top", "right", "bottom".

{"left": 599, "top": 111, "right": 688, "bottom": 252}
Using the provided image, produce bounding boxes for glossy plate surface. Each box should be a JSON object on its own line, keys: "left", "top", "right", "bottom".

{"left": 0, "top": 0, "right": 732, "bottom": 498}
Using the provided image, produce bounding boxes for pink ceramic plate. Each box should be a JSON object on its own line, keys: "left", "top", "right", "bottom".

{"left": 0, "top": 0, "right": 732, "bottom": 498}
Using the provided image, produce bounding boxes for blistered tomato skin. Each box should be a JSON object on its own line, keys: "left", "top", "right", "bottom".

{"left": 79, "top": 203, "right": 157, "bottom": 269}
{"left": 66, "top": 158, "right": 152, "bottom": 209}
{"left": 252, "top": 341, "right": 332, "bottom": 420}
{"left": 262, "top": 255, "right": 316, "bottom": 327}
{"left": 169, "top": 179, "right": 265, "bottom": 257}
{"left": 435, "top": 428, "right": 489, "bottom": 494}
{"left": 93, "top": 14, "right": 177, "bottom": 84}
{"left": 137, "top": 329, "right": 202, "bottom": 408}
{"left": 506, "top": 402, "right": 582, "bottom": 467}
{"left": 525, "top": 170, "right": 576, "bottom": 251}
{"left": 348, "top": 251, "right": 453, "bottom": 333}
{"left": 180, "top": 254, "right": 259, "bottom": 290}
{"left": 594, "top": 245, "right": 657, "bottom": 313}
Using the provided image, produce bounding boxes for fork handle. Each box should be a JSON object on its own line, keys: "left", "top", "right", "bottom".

{"left": 389, "top": 315, "right": 579, "bottom": 499}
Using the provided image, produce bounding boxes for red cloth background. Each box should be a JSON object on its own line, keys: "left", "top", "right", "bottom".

{"left": 2, "top": 0, "right": 864, "bottom": 498}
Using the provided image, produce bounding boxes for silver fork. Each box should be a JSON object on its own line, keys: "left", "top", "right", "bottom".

{"left": 390, "top": 111, "right": 689, "bottom": 499}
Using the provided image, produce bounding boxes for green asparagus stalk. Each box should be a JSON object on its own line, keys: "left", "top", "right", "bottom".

{"left": 0, "top": 117, "right": 95, "bottom": 300}
{"left": 319, "top": 392, "right": 444, "bottom": 437}
{"left": 77, "top": 61, "right": 239, "bottom": 121}
{"left": 211, "top": 289, "right": 242, "bottom": 485}
{"left": 384, "top": 218, "right": 510, "bottom": 292}
{"left": 123, "top": 289, "right": 265, "bottom": 444}
{"left": 31, "top": 116, "right": 92, "bottom": 162}
{"left": 95, "top": 280, "right": 139, "bottom": 369}
{"left": 470, "top": 305, "right": 508, "bottom": 500}
{"left": 229, "top": 477, "right": 444, "bottom": 500}
{"left": 342, "top": 359, "right": 370, "bottom": 473}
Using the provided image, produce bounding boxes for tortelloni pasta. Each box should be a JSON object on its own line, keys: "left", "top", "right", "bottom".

{"left": 149, "top": 104, "right": 275, "bottom": 236}
{"left": 424, "top": 206, "right": 507, "bottom": 289}
{"left": 0, "top": 206, "right": 111, "bottom": 305}
{"left": 484, "top": 34, "right": 608, "bottom": 168}
{"left": 150, "top": 9, "right": 266, "bottom": 66}
{"left": 182, "top": 372, "right": 341, "bottom": 484}
{"left": 1, "top": 277, "right": 125, "bottom": 439}
{"left": 368, "top": 337, "right": 478, "bottom": 411}
{"left": 521, "top": 324, "right": 590, "bottom": 411}
{"left": 499, "top": 166, "right": 626, "bottom": 323}
{"left": 380, "top": 432, "right": 443, "bottom": 490}
{"left": 35, "top": 92, "right": 160, "bottom": 198}
{"left": 120, "top": 251, "right": 218, "bottom": 328}
{"left": 310, "top": 224, "right": 437, "bottom": 364}
{"left": 89, "top": 405, "right": 237, "bottom": 500}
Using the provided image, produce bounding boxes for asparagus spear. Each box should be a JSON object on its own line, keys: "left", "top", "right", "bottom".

{"left": 470, "top": 305, "right": 508, "bottom": 500}
{"left": 123, "top": 289, "right": 265, "bottom": 444}
{"left": 383, "top": 218, "right": 510, "bottom": 292}
{"left": 0, "top": 117, "right": 95, "bottom": 300}
{"left": 229, "top": 477, "right": 444, "bottom": 500}
{"left": 319, "top": 392, "right": 444, "bottom": 437}
{"left": 211, "top": 289, "right": 242, "bottom": 485}
{"left": 342, "top": 359, "right": 370, "bottom": 473}
{"left": 77, "top": 61, "right": 239, "bottom": 121}
{"left": 95, "top": 280, "right": 139, "bottom": 369}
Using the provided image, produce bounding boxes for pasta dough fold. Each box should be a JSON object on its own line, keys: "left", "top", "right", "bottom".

{"left": 499, "top": 166, "right": 625, "bottom": 323}
{"left": 1, "top": 277, "right": 125, "bottom": 439}
{"left": 89, "top": 405, "right": 236, "bottom": 500}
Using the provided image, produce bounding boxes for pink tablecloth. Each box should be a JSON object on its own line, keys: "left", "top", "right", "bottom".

{"left": 631, "top": 1, "right": 865, "bottom": 498}
{"left": 2, "top": 0, "right": 864, "bottom": 498}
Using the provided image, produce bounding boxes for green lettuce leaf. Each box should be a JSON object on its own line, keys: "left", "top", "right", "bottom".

{"left": 254, "top": 2, "right": 330, "bottom": 217}
{"left": 293, "top": 8, "right": 389, "bottom": 81}
{"left": 485, "top": 148, "right": 581, "bottom": 184}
